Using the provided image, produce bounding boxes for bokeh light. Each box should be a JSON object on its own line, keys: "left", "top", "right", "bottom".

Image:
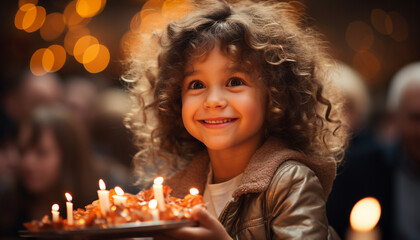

{"left": 140, "top": 0, "right": 164, "bottom": 18}
{"left": 64, "top": 26, "right": 91, "bottom": 55}
{"left": 73, "top": 35, "right": 99, "bottom": 63}
{"left": 76, "top": 0, "right": 106, "bottom": 18}
{"left": 47, "top": 45, "right": 67, "bottom": 72}
{"left": 83, "top": 44, "right": 110, "bottom": 73}
{"left": 30, "top": 48, "right": 47, "bottom": 76}
{"left": 18, "top": 0, "right": 38, "bottom": 8}
{"left": 139, "top": 12, "right": 166, "bottom": 34}
{"left": 370, "top": 9, "right": 392, "bottom": 35}
{"left": 161, "top": 0, "right": 193, "bottom": 22}
{"left": 64, "top": 1, "right": 86, "bottom": 27}
{"left": 350, "top": 197, "right": 381, "bottom": 232}
{"left": 352, "top": 51, "right": 381, "bottom": 82}
{"left": 388, "top": 11, "right": 408, "bottom": 42}
{"left": 40, "top": 13, "right": 66, "bottom": 41}
{"left": 24, "top": 5, "right": 46, "bottom": 33}
{"left": 42, "top": 48, "right": 54, "bottom": 72}
{"left": 346, "top": 21, "right": 374, "bottom": 51}
{"left": 15, "top": 3, "right": 35, "bottom": 30}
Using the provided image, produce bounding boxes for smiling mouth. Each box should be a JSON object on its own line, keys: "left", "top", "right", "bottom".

{"left": 201, "top": 119, "right": 236, "bottom": 124}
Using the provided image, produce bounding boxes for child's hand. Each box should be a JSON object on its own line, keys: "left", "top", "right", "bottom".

{"left": 154, "top": 205, "right": 233, "bottom": 240}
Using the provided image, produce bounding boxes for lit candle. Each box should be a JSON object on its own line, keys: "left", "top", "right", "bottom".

{"left": 97, "top": 179, "right": 110, "bottom": 215}
{"left": 113, "top": 186, "right": 127, "bottom": 206}
{"left": 184, "top": 187, "right": 204, "bottom": 207}
{"left": 51, "top": 204, "right": 60, "bottom": 223}
{"left": 190, "top": 187, "right": 199, "bottom": 196}
{"left": 153, "top": 177, "right": 165, "bottom": 211}
{"left": 347, "top": 197, "right": 381, "bottom": 240}
{"left": 65, "top": 193, "right": 73, "bottom": 225}
{"left": 149, "top": 199, "right": 159, "bottom": 221}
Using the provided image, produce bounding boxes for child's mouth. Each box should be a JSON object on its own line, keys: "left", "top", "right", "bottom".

{"left": 201, "top": 118, "right": 237, "bottom": 125}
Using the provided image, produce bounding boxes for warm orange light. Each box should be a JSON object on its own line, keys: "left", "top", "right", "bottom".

{"left": 65, "top": 193, "right": 73, "bottom": 202}
{"left": 30, "top": 48, "right": 47, "bottom": 76}
{"left": 130, "top": 11, "right": 142, "bottom": 32}
{"left": 350, "top": 197, "right": 381, "bottom": 232}
{"left": 76, "top": 0, "right": 105, "bottom": 18}
{"left": 73, "top": 35, "right": 99, "bottom": 63}
{"left": 18, "top": 0, "right": 38, "bottom": 8}
{"left": 52, "top": 204, "right": 59, "bottom": 211}
{"left": 189, "top": 188, "right": 199, "bottom": 196}
{"left": 115, "top": 187, "right": 124, "bottom": 196}
{"left": 388, "top": 11, "right": 408, "bottom": 42}
{"left": 21, "top": 4, "right": 37, "bottom": 30}
{"left": 154, "top": 177, "right": 164, "bottom": 185}
{"left": 149, "top": 199, "right": 157, "bottom": 209}
{"left": 64, "top": 1, "right": 84, "bottom": 26}
{"left": 140, "top": 0, "right": 164, "bottom": 20}
{"left": 40, "top": 13, "right": 66, "bottom": 41}
{"left": 82, "top": 43, "right": 100, "bottom": 63}
{"left": 161, "top": 0, "right": 193, "bottom": 22}
{"left": 345, "top": 21, "right": 374, "bottom": 51}
{"left": 139, "top": 12, "right": 166, "bottom": 34}
{"left": 370, "top": 9, "right": 392, "bottom": 35}
{"left": 64, "top": 26, "right": 90, "bottom": 55}
{"left": 24, "top": 6, "right": 46, "bottom": 33}
{"left": 99, "top": 179, "right": 106, "bottom": 190}
{"left": 47, "top": 45, "right": 66, "bottom": 72}
{"left": 42, "top": 48, "right": 54, "bottom": 72}
{"left": 352, "top": 51, "right": 381, "bottom": 82}
{"left": 83, "top": 44, "right": 110, "bottom": 73}
{"left": 15, "top": 3, "right": 35, "bottom": 30}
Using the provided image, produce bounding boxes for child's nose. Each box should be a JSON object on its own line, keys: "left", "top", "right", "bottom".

{"left": 203, "top": 87, "right": 227, "bottom": 109}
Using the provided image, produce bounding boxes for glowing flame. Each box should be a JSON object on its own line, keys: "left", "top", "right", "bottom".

{"left": 52, "top": 204, "right": 59, "bottom": 211}
{"left": 115, "top": 186, "right": 124, "bottom": 196}
{"left": 149, "top": 199, "right": 157, "bottom": 209}
{"left": 350, "top": 197, "right": 381, "bottom": 232}
{"left": 189, "top": 188, "right": 199, "bottom": 196}
{"left": 99, "top": 179, "right": 106, "bottom": 190}
{"left": 154, "top": 177, "right": 163, "bottom": 185}
{"left": 65, "top": 193, "right": 72, "bottom": 202}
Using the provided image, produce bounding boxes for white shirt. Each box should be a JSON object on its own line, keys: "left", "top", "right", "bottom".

{"left": 203, "top": 166, "right": 243, "bottom": 218}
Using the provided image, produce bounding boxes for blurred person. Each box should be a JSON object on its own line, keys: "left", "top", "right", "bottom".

{"left": 386, "top": 62, "right": 420, "bottom": 240}
{"left": 63, "top": 77, "right": 135, "bottom": 191}
{"left": 0, "top": 105, "right": 98, "bottom": 238}
{"left": 326, "top": 63, "right": 393, "bottom": 239}
{"left": 7, "top": 71, "right": 63, "bottom": 124}
{"left": 92, "top": 87, "right": 137, "bottom": 169}
{"left": 63, "top": 76, "right": 98, "bottom": 127}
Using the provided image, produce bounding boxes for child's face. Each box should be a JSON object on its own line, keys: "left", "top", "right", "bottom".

{"left": 181, "top": 46, "right": 267, "bottom": 152}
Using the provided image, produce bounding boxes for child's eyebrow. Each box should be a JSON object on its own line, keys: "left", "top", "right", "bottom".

{"left": 226, "top": 64, "right": 251, "bottom": 75}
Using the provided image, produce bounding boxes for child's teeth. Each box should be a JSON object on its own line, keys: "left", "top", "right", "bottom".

{"left": 204, "top": 119, "right": 231, "bottom": 124}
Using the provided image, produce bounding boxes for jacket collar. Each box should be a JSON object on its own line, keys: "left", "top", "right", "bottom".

{"left": 166, "top": 137, "right": 336, "bottom": 200}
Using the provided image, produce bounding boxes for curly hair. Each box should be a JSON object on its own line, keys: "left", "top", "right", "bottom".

{"left": 124, "top": 0, "right": 348, "bottom": 184}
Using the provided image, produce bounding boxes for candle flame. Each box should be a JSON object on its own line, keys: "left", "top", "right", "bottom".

{"left": 154, "top": 177, "right": 163, "bottom": 185}
{"left": 65, "top": 192, "right": 72, "bottom": 202}
{"left": 350, "top": 197, "right": 381, "bottom": 232}
{"left": 52, "top": 204, "right": 59, "bottom": 211}
{"left": 115, "top": 186, "right": 124, "bottom": 196}
{"left": 99, "top": 179, "right": 106, "bottom": 190}
{"left": 149, "top": 199, "right": 157, "bottom": 209}
{"left": 189, "top": 188, "right": 199, "bottom": 196}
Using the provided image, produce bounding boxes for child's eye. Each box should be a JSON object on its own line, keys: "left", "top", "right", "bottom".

{"left": 226, "top": 77, "right": 245, "bottom": 87}
{"left": 188, "top": 80, "right": 205, "bottom": 89}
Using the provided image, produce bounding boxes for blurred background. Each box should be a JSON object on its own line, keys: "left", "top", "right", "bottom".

{"left": 0, "top": 0, "right": 419, "bottom": 239}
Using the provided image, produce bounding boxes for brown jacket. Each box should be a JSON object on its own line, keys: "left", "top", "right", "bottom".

{"left": 167, "top": 137, "right": 340, "bottom": 239}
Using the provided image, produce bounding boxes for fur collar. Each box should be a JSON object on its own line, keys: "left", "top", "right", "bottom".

{"left": 166, "top": 137, "right": 336, "bottom": 200}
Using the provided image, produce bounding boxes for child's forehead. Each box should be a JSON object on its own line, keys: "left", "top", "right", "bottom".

{"left": 184, "top": 46, "right": 249, "bottom": 74}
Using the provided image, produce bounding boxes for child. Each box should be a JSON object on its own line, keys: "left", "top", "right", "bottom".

{"left": 125, "top": 0, "right": 347, "bottom": 239}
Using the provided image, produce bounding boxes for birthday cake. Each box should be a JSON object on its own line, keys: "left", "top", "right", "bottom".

{"left": 24, "top": 179, "right": 204, "bottom": 231}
